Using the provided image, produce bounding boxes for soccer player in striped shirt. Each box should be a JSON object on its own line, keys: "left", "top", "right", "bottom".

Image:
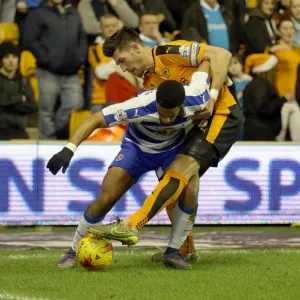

{"left": 48, "top": 62, "right": 211, "bottom": 270}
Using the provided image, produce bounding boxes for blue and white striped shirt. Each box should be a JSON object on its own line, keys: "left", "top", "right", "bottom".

{"left": 102, "top": 72, "right": 210, "bottom": 154}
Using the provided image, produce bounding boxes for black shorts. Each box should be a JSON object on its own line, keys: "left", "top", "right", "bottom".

{"left": 180, "top": 104, "right": 243, "bottom": 177}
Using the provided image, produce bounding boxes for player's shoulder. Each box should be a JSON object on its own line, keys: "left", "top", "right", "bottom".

{"left": 154, "top": 40, "right": 192, "bottom": 56}
{"left": 137, "top": 88, "right": 156, "bottom": 99}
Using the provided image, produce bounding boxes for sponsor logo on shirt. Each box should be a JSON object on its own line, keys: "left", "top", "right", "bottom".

{"left": 115, "top": 154, "right": 124, "bottom": 161}
{"left": 162, "top": 67, "right": 170, "bottom": 78}
{"left": 114, "top": 109, "right": 127, "bottom": 123}
{"left": 179, "top": 46, "right": 190, "bottom": 58}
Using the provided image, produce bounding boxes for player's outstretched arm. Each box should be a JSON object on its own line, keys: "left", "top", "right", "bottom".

{"left": 69, "top": 112, "right": 108, "bottom": 147}
{"left": 47, "top": 112, "right": 109, "bottom": 175}
{"left": 202, "top": 45, "right": 232, "bottom": 99}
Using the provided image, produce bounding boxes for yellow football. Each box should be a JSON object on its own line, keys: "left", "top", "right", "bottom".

{"left": 76, "top": 234, "right": 113, "bottom": 270}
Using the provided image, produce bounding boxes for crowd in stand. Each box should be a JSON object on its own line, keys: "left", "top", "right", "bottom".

{"left": 0, "top": 0, "right": 300, "bottom": 142}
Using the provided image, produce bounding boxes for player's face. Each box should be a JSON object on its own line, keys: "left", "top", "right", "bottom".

{"left": 228, "top": 57, "right": 243, "bottom": 77}
{"left": 113, "top": 44, "right": 146, "bottom": 77}
{"left": 1, "top": 54, "right": 19, "bottom": 73}
{"left": 260, "top": 0, "right": 275, "bottom": 16}
{"left": 279, "top": 21, "right": 295, "bottom": 44}
{"left": 139, "top": 15, "right": 159, "bottom": 38}
{"left": 101, "top": 17, "right": 119, "bottom": 39}
{"left": 291, "top": 0, "right": 300, "bottom": 21}
{"left": 157, "top": 105, "right": 181, "bottom": 125}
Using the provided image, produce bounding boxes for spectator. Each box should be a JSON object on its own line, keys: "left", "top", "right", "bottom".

{"left": 244, "top": 0, "right": 278, "bottom": 56}
{"left": 127, "top": 0, "right": 177, "bottom": 33}
{"left": 89, "top": 14, "right": 118, "bottom": 113}
{"left": 164, "top": 0, "right": 194, "bottom": 29}
{"left": 0, "top": 0, "right": 15, "bottom": 22}
{"left": 23, "top": 0, "right": 87, "bottom": 139}
{"left": 276, "top": 0, "right": 290, "bottom": 14}
{"left": 272, "top": 17, "right": 300, "bottom": 141}
{"left": 283, "top": 63, "right": 300, "bottom": 140}
{"left": 228, "top": 55, "right": 252, "bottom": 140}
{"left": 228, "top": 55, "right": 252, "bottom": 111}
{"left": 15, "top": 0, "right": 44, "bottom": 49}
{"left": 243, "top": 53, "right": 287, "bottom": 141}
{"left": 276, "top": 90, "right": 300, "bottom": 141}
{"left": 219, "top": 0, "right": 247, "bottom": 46}
{"left": 290, "top": 0, "right": 300, "bottom": 46}
{"left": 182, "top": 0, "right": 238, "bottom": 53}
{"left": 268, "top": 17, "right": 300, "bottom": 98}
{"left": 0, "top": 42, "right": 36, "bottom": 140}
{"left": 139, "top": 14, "right": 170, "bottom": 48}
{"left": 78, "top": 0, "right": 139, "bottom": 39}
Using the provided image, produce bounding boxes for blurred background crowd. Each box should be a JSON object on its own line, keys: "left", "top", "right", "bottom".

{"left": 1, "top": 0, "right": 300, "bottom": 142}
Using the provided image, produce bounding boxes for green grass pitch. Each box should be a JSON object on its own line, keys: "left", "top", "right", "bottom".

{"left": 0, "top": 248, "right": 300, "bottom": 300}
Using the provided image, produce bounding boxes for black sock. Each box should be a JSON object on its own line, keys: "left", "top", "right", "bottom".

{"left": 165, "top": 247, "right": 179, "bottom": 255}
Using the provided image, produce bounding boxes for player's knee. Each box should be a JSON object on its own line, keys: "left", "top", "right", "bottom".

{"left": 169, "top": 154, "right": 200, "bottom": 180}
{"left": 183, "top": 174, "right": 199, "bottom": 208}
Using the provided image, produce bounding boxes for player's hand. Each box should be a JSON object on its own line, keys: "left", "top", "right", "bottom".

{"left": 197, "top": 97, "right": 216, "bottom": 119}
{"left": 47, "top": 148, "right": 74, "bottom": 175}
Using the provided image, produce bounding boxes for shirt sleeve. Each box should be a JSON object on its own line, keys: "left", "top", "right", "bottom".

{"left": 102, "top": 90, "right": 157, "bottom": 127}
{"left": 155, "top": 41, "right": 206, "bottom": 67}
{"left": 184, "top": 72, "right": 210, "bottom": 110}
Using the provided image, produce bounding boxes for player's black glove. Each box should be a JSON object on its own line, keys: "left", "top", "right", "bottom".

{"left": 47, "top": 147, "right": 74, "bottom": 175}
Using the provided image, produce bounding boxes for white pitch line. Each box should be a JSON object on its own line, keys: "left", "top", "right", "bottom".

{"left": 2, "top": 248, "right": 300, "bottom": 261}
{"left": 0, "top": 293, "right": 64, "bottom": 300}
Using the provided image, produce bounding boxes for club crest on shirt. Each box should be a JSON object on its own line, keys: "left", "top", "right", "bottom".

{"left": 115, "top": 154, "right": 124, "bottom": 161}
{"left": 114, "top": 109, "right": 127, "bottom": 123}
{"left": 155, "top": 127, "right": 177, "bottom": 136}
{"left": 179, "top": 45, "right": 190, "bottom": 58}
{"left": 162, "top": 67, "right": 170, "bottom": 78}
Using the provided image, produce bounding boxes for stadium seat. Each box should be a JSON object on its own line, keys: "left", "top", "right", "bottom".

{"left": 0, "top": 23, "right": 19, "bottom": 44}
{"left": 20, "top": 51, "right": 39, "bottom": 101}
{"left": 248, "top": 0, "right": 258, "bottom": 9}
{"left": 69, "top": 110, "right": 92, "bottom": 137}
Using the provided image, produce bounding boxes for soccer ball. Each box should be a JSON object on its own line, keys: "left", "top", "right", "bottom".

{"left": 76, "top": 234, "right": 113, "bottom": 270}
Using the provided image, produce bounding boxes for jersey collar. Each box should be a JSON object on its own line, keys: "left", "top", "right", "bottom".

{"left": 200, "top": 0, "right": 220, "bottom": 11}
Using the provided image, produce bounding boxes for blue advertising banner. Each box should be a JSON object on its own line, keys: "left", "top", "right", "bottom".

{"left": 0, "top": 142, "right": 299, "bottom": 225}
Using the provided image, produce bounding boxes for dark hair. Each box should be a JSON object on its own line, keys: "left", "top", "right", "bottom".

{"left": 231, "top": 54, "right": 243, "bottom": 65}
{"left": 103, "top": 28, "right": 144, "bottom": 57}
{"left": 156, "top": 80, "right": 185, "bottom": 109}
{"left": 277, "top": 15, "right": 294, "bottom": 28}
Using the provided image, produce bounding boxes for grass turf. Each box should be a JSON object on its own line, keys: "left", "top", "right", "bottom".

{"left": 0, "top": 248, "right": 300, "bottom": 300}
{"left": 1, "top": 225, "right": 300, "bottom": 235}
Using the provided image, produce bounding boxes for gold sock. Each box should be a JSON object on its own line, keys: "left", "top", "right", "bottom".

{"left": 128, "top": 170, "right": 188, "bottom": 230}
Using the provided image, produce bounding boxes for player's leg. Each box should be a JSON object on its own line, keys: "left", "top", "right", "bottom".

{"left": 124, "top": 102, "right": 243, "bottom": 230}
{"left": 152, "top": 174, "right": 200, "bottom": 262}
{"left": 57, "top": 143, "right": 145, "bottom": 268}
{"left": 88, "top": 101, "right": 243, "bottom": 242}
{"left": 163, "top": 173, "right": 199, "bottom": 270}
{"left": 87, "top": 153, "right": 206, "bottom": 241}
{"left": 57, "top": 166, "right": 136, "bottom": 268}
